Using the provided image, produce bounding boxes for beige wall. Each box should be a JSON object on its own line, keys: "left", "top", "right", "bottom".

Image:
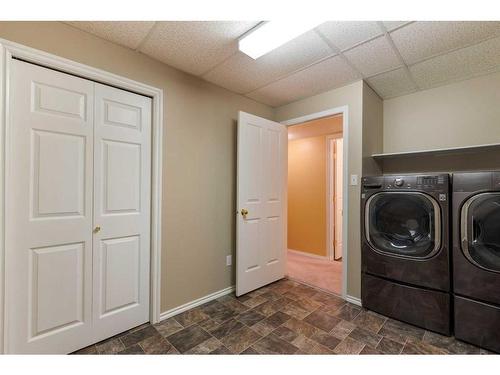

{"left": 0, "top": 21, "right": 274, "bottom": 312}
{"left": 383, "top": 71, "right": 500, "bottom": 154}
{"left": 276, "top": 81, "right": 365, "bottom": 299}
{"left": 362, "top": 82, "right": 384, "bottom": 176}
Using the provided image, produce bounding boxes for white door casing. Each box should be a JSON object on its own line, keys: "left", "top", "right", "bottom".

{"left": 236, "top": 111, "right": 287, "bottom": 296}
{"left": 5, "top": 60, "right": 95, "bottom": 354}
{"left": 4, "top": 60, "right": 152, "bottom": 353}
{"left": 92, "top": 83, "right": 151, "bottom": 341}
{"left": 334, "top": 138, "right": 343, "bottom": 260}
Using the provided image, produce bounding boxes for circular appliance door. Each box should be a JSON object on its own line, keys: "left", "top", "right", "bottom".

{"left": 365, "top": 192, "right": 441, "bottom": 259}
{"left": 461, "top": 192, "right": 500, "bottom": 273}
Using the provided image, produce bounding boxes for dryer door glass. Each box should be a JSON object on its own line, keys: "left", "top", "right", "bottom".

{"left": 366, "top": 192, "right": 440, "bottom": 258}
{"left": 462, "top": 192, "right": 500, "bottom": 272}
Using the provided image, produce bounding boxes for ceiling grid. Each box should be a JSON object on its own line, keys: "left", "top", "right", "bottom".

{"left": 65, "top": 21, "right": 500, "bottom": 106}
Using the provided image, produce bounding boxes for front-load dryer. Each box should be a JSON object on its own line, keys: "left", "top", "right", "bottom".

{"left": 453, "top": 171, "right": 500, "bottom": 353}
{"left": 361, "top": 174, "right": 451, "bottom": 335}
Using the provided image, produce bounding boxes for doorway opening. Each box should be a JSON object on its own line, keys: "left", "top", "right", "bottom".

{"left": 286, "top": 114, "right": 343, "bottom": 295}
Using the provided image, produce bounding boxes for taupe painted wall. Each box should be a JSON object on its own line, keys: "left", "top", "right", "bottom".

{"left": 0, "top": 22, "right": 274, "bottom": 312}
{"left": 383, "top": 71, "right": 500, "bottom": 153}
{"left": 362, "top": 82, "right": 383, "bottom": 176}
{"left": 275, "top": 81, "right": 365, "bottom": 299}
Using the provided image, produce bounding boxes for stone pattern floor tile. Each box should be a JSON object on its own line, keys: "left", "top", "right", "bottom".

{"left": 376, "top": 337, "right": 404, "bottom": 354}
{"left": 73, "top": 278, "right": 487, "bottom": 355}
{"left": 139, "top": 335, "right": 173, "bottom": 354}
{"left": 167, "top": 325, "right": 212, "bottom": 353}
{"left": 251, "top": 334, "right": 299, "bottom": 354}
{"left": 118, "top": 344, "right": 144, "bottom": 354}
{"left": 220, "top": 326, "right": 262, "bottom": 353}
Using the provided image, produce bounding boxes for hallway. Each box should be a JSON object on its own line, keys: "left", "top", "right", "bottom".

{"left": 287, "top": 251, "right": 342, "bottom": 295}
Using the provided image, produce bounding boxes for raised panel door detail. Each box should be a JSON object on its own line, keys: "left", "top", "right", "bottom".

{"left": 99, "top": 236, "right": 140, "bottom": 316}
{"left": 102, "top": 140, "right": 141, "bottom": 214}
{"left": 242, "top": 124, "right": 263, "bottom": 205}
{"left": 31, "top": 130, "right": 85, "bottom": 219}
{"left": 32, "top": 82, "right": 86, "bottom": 120}
{"left": 241, "top": 220, "right": 261, "bottom": 273}
{"left": 30, "top": 242, "right": 85, "bottom": 339}
{"left": 265, "top": 216, "right": 280, "bottom": 265}
{"left": 266, "top": 128, "right": 281, "bottom": 203}
{"left": 263, "top": 128, "right": 282, "bottom": 268}
{"left": 103, "top": 99, "right": 142, "bottom": 130}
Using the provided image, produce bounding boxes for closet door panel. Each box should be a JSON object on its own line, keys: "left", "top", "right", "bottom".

{"left": 92, "top": 83, "right": 151, "bottom": 340}
{"left": 5, "top": 60, "right": 94, "bottom": 354}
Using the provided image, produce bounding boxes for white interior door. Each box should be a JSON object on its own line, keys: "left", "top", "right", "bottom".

{"left": 5, "top": 60, "right": 95, "bottom": 353}
{"left": 92, "top": 83, "right": 151, "bottom": 341}
{"left": 334, "top": 138, "right": 343, "bottom": 260}
{"left": 236, "top": 112, "right": 287, "bottom": 296}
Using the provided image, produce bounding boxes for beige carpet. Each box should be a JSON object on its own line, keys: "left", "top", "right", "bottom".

{"left": 286, "top": 251, "right": 342, "bottom": 295}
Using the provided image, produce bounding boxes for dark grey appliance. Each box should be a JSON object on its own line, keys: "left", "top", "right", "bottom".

{"left": 453, "top": 171, "right": 500, "bottom": 353}
{"left": 361, "top": 174, "right": 451, "bottom": 335}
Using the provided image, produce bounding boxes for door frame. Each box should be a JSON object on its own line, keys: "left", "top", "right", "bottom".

{"left": 326, "top": 134, "right": 342, "bottom": 262}
{"left": 0, "top": 39, "right": 164, "bottom": 353}
{"left": 282, "top": 106, "right": 349, "bottom": 300}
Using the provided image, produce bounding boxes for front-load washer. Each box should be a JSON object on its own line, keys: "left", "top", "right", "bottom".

{"left": 361, "top": 174, "right": 451, "bottom": 335}
{"left": 453, "top": 171, "right": 500, "bottom": 353}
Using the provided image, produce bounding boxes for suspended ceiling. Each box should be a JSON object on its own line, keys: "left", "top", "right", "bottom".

{"left": 65, "top": 21, "right": 500, "bottom": 107}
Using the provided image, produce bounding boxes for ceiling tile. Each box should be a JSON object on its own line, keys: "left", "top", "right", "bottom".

{"left": 409, "top": 36, "right": 500, "bottom": 89}
{"left": 382, "top": 21, "right": 412, "bottom": 31}
{"left": 315, "top": 21, "right": 383, "bottom": 51}
{"left": 247, "top": 56, "right": 360, "bottom": 107}
{"left": 202, "top": 31, "right": 333, "bottom": 94}
{"left": 139, "top": 21, "right": 258, "bottom": 76}
{"left": 65, "top": 21, "right": 155, "bottom": 49}
{"left": 344, "top": 36, "right": 402, "bottom": 77}
{"left": 366, "top": 68, "right": 417, "bottom": 98}
{"left": 391, "top": 21, "right": 500, "bottom": 64}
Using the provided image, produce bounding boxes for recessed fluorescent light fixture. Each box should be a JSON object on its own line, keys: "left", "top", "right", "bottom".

{"left": 239, "top": 21, "right": 322, "bottom": 59}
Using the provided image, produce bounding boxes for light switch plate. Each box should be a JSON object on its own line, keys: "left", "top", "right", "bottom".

{"left": 350, "top": 174, "right": 358, "bottom": 186}
{"left": 226, "top": 255, "right": 232, "bottom": 266}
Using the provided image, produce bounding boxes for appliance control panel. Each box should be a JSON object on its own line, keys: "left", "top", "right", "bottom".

{"left": 361, "top": 174, "right": 449, "bottom": 193}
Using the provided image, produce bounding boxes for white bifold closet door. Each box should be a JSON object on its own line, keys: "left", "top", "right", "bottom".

{"left": 5, "top": 59, "right": 151, "bottom": 354}
{"left": 92, "top": 83, "right": 151, "bottom": 341}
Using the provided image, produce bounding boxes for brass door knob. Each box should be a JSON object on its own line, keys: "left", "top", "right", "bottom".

{"left": 241, "top": 209, "right": 249, "bottom": 218}
{"left": 93, "top": 226, "right": 101, "bottom": 233}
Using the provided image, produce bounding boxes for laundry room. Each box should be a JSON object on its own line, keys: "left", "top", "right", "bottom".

{"left": 1, "top": 4, "right": 500, "bottom": 372}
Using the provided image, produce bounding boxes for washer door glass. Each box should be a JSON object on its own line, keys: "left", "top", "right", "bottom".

{"left": 462, "top": 192, "right": 500, "bottom": 273}
{"left": 366, "top": 192, "right": 440, "bottom": 258}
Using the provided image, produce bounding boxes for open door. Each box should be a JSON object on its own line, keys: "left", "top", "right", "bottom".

{"left": 236, "top": 112, "right": 287, "bottom": 296}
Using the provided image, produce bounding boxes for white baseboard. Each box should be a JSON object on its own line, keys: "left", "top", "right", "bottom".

{"left": 157, "top": 284, "right": 361, "bottom": 322}
{"left": 288, "top": 249, "right": 329, "bottom": 260}
{"left": 345, "top": 295, "right": 362, "bottom": 306}
{"left": 159, "top": 285, "right": 235, "bottom": 322}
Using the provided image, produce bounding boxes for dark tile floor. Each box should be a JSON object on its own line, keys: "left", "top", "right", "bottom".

{"left": 74, "top": 278, "right": 492, "bottom": 355}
